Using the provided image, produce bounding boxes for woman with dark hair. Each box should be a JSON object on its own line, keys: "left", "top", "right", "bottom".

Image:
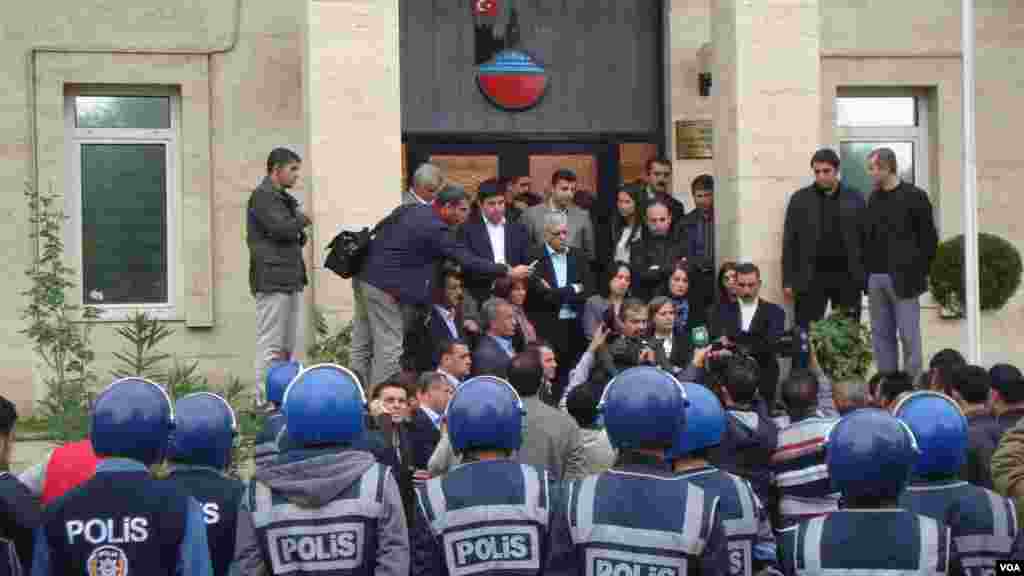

{"left": 493, "top": 276, "right": 537, "bottom": 350}
{"left": 581, "top": 261, "right": 632, "bottom": 340}
{"left": 595, "top": 187, "right": 643, "bottom": 278}
{"left": 648, "top": 296, "right": 691, "bottom": 375}
{"left": 717, "top": 261, "right": 739, "bottom": 305}
{"left": 666, "top": 262, "right": 707, "bottom": 345}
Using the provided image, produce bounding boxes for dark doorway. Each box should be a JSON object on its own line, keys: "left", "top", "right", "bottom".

{"left": 403, "top": 136, "right": 658, "bottom": 225}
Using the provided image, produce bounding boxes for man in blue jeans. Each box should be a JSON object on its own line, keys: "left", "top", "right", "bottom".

{"left": 863, "top": 147, "right": 938, "bottom": 381}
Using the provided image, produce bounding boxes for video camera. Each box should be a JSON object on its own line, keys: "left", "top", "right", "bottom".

{"left": 705, "top": 327, "right": 811, "bottom": 374}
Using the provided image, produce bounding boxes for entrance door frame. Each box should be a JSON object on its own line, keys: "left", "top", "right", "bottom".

{"left": 403, "top": 133, "right": 660, "bottom": 225}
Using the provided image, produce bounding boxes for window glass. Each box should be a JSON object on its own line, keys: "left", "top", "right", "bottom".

{"left": 839, "top": 141, "right": 914, "bottom": 195}
{"left": 836, "top": 97, "right": 916, "bottom": 127}
{"left": 75, "top": 96, "right": 171, "bottom": 129}
{"left": 429, "top": 155, "right": 499, "bottom": 204}
{"left": 81, "top": 144, "right": 168, "bottom": 304}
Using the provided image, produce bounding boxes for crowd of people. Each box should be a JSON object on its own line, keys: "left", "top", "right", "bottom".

{"left": 0, "top": 146, "right": 1019, "bottom": 574}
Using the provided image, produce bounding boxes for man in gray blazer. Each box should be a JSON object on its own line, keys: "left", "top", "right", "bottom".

{"left": 521, "top": 168, "right": 595, "bottom": 263}
{"left": 428, "top": 348, "right": 586, "bottom": 481}
{"left": 402, "top": 162, "right": 444, "bottom": 206}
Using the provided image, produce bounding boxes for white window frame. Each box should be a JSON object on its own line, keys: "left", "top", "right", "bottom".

{"left": 64, "top": 89, "right": 179, "bottom": 321}
{"left": 834, "top": 88, "right": 930, "bottom": 193}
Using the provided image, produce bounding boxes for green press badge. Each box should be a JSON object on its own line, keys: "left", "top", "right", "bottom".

{"left": 692, "top": 326, "right": 709, "bottom": 347}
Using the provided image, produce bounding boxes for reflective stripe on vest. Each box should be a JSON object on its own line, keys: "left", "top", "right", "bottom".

{"left": 798, "top": 515, "right": 947, "bottom": 575}
{"left": 569, "top": 474, "right": 710, "bottom": 575}
{"left": 954, "top": 490, "right": 1018, "bottom": 565}
{"left": 722, "top": 474, "right": 758, "bottom": 538}
{"left": 417, "top": 464, "right": 549, "bottom": 576}
{"left": 251, "top": 463, "right": 387, "bottom": 574}
{"left": 42, "top": 440, "right": 99, "bottom": 505}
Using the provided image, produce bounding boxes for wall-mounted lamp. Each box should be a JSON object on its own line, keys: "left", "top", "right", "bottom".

{"left": 698, "top": 73, "right": 712, "bottom": 97}
{"left": 697, "top": 43, "right": 713, "bottom": 98}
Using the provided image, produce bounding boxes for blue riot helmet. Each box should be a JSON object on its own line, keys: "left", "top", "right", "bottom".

{"left": 827, "top": 408, "right": 919, "bottom": 502}
{"left": 266, "top": 361, "right": 302, "bottom": 407}
{"left": 891, "top": 390, "right": 968, "bottom": 479}
{"left": 91, "top": 377, "right": 175, "bottom": 466}
{"left": 599, "top": 366, "right": 689, "bottom": 450}
{"left": 668, "top": 382, "right": 725, "bottom": 459}
{"left": 446, "top": 376, "right": 525, "bottom": 454}
{"left": 282, "top": 363, "right": 366, "bottom": 447}
{"left": 169, "top": 392, "right": 238, "bottom": 470}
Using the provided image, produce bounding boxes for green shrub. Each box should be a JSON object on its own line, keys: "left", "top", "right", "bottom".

{"left": 809, "top": 311, "right": 873, "bottom": 382}
{"left": 308, "top": 308, "right": 353, "bottom": 366}
{"left": 930, "top": 233, "right": 1023, "bottom": 317}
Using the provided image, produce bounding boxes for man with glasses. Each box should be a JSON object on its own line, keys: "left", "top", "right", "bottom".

{"left": 782, "top": 148, "right": 866, "bottom": 328}
{"left": 712, "top": 262, "right": 785, "bottom": 403}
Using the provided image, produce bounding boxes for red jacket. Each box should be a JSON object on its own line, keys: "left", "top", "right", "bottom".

{"left": 41, "top": 439, "right": 98, "bottom": 505}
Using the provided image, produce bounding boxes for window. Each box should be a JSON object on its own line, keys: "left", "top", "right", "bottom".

{"left": 834, "top": 90, "right": 930, "bottom": 197}
{"left": 66, "top": 90, "right": 178, "bottom": 319}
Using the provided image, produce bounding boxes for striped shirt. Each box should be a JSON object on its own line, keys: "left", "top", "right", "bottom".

{"left": 771, "top": 414, "right": 840, "bottom": 529}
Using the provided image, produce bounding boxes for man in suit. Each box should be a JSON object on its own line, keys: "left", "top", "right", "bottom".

{"left": 526, "top": 212, "right": 592, "bottom": 400}
{"left": 713, "top": 262, "right": 786, "bottom": 403}
{"left": 864, "top": 147, "right": 938, "bottom": 381}
{"left": 436, "top": 339, "right": 471, "bottom": 388}
{"left": 402, "top": 162, "right": 443, "bottom": 206}
{"left": 783, "top": 148, "right": 867, "bottom": 328}
{"left": 353, "top": 184, "right": 533, "bottom": 390}
{"left": 521, "top": 168, "right": 595, "bottom": 262}
{"left": 471, "top": 297, "right": 518, "bottom": 377}
{"left": 427, "top": 349, "right": 587, "bottom": 482}
{"left": 408, "top": 372, "right": 450, "bottom": 474}
{"left": 683, "top": 174, "right": 717, "bottom": 311}
{"left": 458, "top": 178, "right": 530, "bottom": 304}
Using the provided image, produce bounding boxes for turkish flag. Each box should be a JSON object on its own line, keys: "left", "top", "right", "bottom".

{"left": 473, "top": 0, "right": 498, "bottom": 17}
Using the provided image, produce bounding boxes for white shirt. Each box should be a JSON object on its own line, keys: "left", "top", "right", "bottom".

{"left": 434, "top": 305, "right": 459, "bottom": 339}
{"left": 437, "top": 369, "right": 461, "bottom": 390}
{"left": 614, "top": 226, "right": 634, "bottom": 263}
{"left": 740, "top": 298, "right": 759, "bottom": 332}
{"left": 484, "top": 216, "right": 507, "bottom": 264}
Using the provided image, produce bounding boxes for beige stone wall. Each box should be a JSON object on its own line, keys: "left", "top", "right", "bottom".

{"left": 306, "top": 0, "right": 402, "bottom": 325}
{"left": 669, "top": 0, "right": 714, "bottom": 211}
{"left": 0, "top": 0, "right": 308, "bottom": 415}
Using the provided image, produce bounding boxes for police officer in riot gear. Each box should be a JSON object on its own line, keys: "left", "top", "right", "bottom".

{"left": 164, "top": 392, "right": 245, "bottom": 576}
{"left": 894, "top": 391, "right": 1024, "bottom": 571}
{"left": 254, "top": 360, "right": 301, "bottom": 469}
{"left": 412, "top": 375, "right": 553, "bottom": 576}
{"left": 669, "top": 383, "right": 782, "bottom": 576}
{"left": 547, "top": 366, "right": 729, "bottom": 575}
{"left": 778, "top": 408, "right": 951, "bottom": 574}
{"left": 31, "top": 377, "right": 213, "bottom": 576}
{"left": 233, "top": 363, "right": 410, "bottom": 576}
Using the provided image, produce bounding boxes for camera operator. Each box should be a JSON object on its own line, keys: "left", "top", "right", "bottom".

{"left": 606, "top": 298, "right": 659, "bottom": 371}
{"left": 711, "top": 262, "right": 785, "bottom": 403}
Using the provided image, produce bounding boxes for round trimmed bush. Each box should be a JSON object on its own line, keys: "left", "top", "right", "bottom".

{"left": 929, "top": 233, "right": 1022, "bottom": 316}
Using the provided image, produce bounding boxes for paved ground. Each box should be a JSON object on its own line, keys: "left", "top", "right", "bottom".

{"left": 12, "top": 440, "right": 56, "bottom": 475}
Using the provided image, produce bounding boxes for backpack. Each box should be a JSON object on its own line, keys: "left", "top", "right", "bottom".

{"left": 324, "top": 205, "right": 411, "bottom": 279}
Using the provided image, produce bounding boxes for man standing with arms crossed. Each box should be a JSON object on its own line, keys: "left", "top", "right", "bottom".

{"left": 247, "top": 148, "right": 311, "bottom": 405}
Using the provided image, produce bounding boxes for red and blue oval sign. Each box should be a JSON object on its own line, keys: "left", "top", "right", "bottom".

{"left": 476, "top": 50, "right": 548, "bottom": 111}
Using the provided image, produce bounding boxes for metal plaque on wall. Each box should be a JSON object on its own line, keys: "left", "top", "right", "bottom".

{"left": 675, "top": 120, "right": 713, "bottom": 159}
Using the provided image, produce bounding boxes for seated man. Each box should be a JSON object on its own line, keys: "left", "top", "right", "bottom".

{"left": 711, "top": 262, "right": 785, "bottom": 403}
{"left": 472, "top": 298, "right": 518, "bottom": 378}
